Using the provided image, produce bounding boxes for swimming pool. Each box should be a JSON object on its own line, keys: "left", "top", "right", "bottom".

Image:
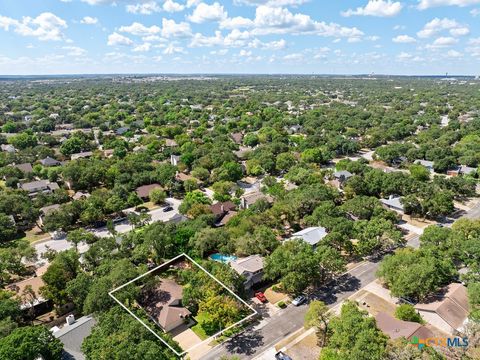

{"left": 209, "top": 253, "right": 237, "bottom": 263}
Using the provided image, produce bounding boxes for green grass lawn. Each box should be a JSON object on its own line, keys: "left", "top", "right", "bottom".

{"left": 190, "top": 313, "right": 210, "bottom": 340}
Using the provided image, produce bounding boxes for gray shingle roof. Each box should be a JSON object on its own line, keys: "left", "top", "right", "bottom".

{"left": 53, "top": 315, "right": 96, "bottom": 360}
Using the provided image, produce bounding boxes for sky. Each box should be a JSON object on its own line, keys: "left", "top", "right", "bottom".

{"left": 0, "top": 0, "right": 479, "bottom": 75}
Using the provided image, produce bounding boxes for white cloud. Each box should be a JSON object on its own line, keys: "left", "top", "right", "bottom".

{"left": 471, "top": 8, "right": 480, "bottom": 15}
{"left": 418, "top": 0, "right": 480, "bottom": 10}
{"left": 234, "top": 0, "right": 309, "bottom": 6}
{"left": 427, "top": 36, "right": 458, "bottom": 48}
{"left": 224, "top": 29, "right": 251, "bottom": 47}
{"left": 80, "top": 16, "right": 98, "bottom": 25}
{"left": 189, "top": 31, "right": 224, "bottom": 47}
{"left": 63, "top": 46, "right": 87, "bottom": 56}
{"left": 392, "top": 34, "right": 416, "bottom": 43}
{"left": 468, "top": 37, "right": 480, "bottom": 45}
{"left": 133, "top": 42, "right": 152, "bottom": 52}
{"left": 163, "top": 43, "right": 186, "bottom": 54}
{"left": 188, "top": 2, "right": 228, "bottom": 23}
{"left": 283, "top": 52, "right": 303, "bottom": 61}
{"left": 220, "top": 16, "right": 254, "bottom": 29}
{"left": 446, "top": 49, "right": 462, "bottom": 57}
{"left": 341, "top": 0, "right": 403, "bottom": 17}
{"left": 186, "top": 0, "right": 201, "bottom": 7}
{"left": 252, "top": 6, "right": 364, "bottom": 38}
{"left": 126, "top": 1, "right": 161, "bottom": 15}
{"left": 163, "top": 0, "right": 185, "bottom": 12}
{"left": 417, "top": 18, "right": 469, "bottom": 38}
{"left": 239, "top": 49, "right": 252, "bottom": 56}
{"left": 119, "top": 22, "right": 160, "bottom": 36}
{"left": 107, "top": 32, "right": 133, "bottom": 46}
{"left": 0, "top": 12, "right": 67, "bottom": 41}
{"left": 161, "top": 18, "right": 192, "bottom": 38}
{"left": 248, "top": 38, "right": 287, "bottom": 50}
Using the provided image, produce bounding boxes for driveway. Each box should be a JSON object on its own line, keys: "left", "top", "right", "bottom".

{"left": 170, "top": 325, "right": 211, "bottom": 360}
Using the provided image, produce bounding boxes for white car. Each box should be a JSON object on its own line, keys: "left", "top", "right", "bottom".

{"left": 291, "top": 295, "right": 307, "bottom": 306}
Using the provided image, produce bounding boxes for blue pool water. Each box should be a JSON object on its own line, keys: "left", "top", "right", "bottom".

{"left": 209, "top": 253, "right": 237, "bottom": 263}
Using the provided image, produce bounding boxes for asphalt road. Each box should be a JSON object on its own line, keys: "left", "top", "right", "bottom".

{"left": 201, "top": 201, "right": 480, "bottom": 360}
{"left": 200, "top": 260, "right": 380, "bottom": 360}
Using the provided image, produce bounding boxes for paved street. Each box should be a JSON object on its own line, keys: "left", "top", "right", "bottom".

{"left": 200, "top": 261, "right": 380, "bottom": 360}
{"left": 32, "top": 198, "right": 181, "bottom": 265}
{"left": 200, "top": 201, "right": 480, "bottom": 360}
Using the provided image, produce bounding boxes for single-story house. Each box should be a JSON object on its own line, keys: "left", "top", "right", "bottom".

{"left": 414, "top": 160, "right": 435, "bottom": 173}
{"left": 415, "top": 283, "right": 469, "bottom": 335}
{"left": 135, "top": 183, "right": 163, "bottom": 200}
{"left": 116, "top": 127, "right": 129, "bottom": 136}
{"left": 230, "top": 132, "right": 243, "bottom": 144}
{"left": 375, "top": 312, "right": 433, "bottom": 341}
{"left": 71, "top": 151, "right": 93, "bottom": 161}
{"left": 240, "top": 191, "right": 273, "bottom": 209}
{"left": 40, "top": 156, "right": 61, "bottom": 167}
{"left": 12, "top": 163, "right": 33, "bottom": 174}
{"left": 175, "top": 172, "right": 200, "bottom": 184}
{"left": 72, "top": 191, "right": 90, "bottom": 201}
{"left": 333, "top": 170, "right": 353, "bottom": 183}
{"left": 380, "top": 195, "right": 404, "bottom": 213}
{"left": 230, "top": 255, "right": 264, "bottom": 289}
{"left": 460, "top": 165, "right": 477, "bottom": 176}
{"left": 52, "top": 315, "right": 96, "bottom": 360}
{"left": 140, "top": 278, "right": 191, "bottom": 332}
{"left": 38, "top": 204, "right": 61, "bottom": 227}
{"left": 6, "top": 272, "right": 51, "bottom": 316}
{"left": 19, "top": 180, "right": 59, "bottom": 197}
{"left": 1, "top": 144, "right": 16, "bottom": 153}
{"left": 164, "top": 139, "right": 178, "bottom": 147}
{"left": 289, "top": 227, "right": 328, "bottom": 247}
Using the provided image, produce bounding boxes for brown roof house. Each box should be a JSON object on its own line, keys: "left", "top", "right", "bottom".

{"left": 375, "top": 312, "right": 433, "bottom": 341}
{"left": 140, "top": 279, "right": 191, "bottom": 332}
{"left": 135, "top": 183, "right": 163, "bottom": 200}
{"left": 240, "top": 191, "right": 273, "bottom": 209}
{"left": 230, "top": 255, "right": 264, "bottom": 289}
{"left": 209, "top": 201, "right": 237, "bottom": 227}
{"left": 414, "top": 283, "right": 470, "bottom": 335}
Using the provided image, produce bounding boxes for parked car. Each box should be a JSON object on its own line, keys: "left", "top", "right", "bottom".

{"left": 275, "top": 351, "right": 293, "bottom": 360}
{"left": 255, "top": 291, "right": 267, "bottom": 303}
{"left": 163, "top": 206, "right": 174, "bottom": 212}
{"left": 291, "top": 295, "right": 306, "bottom": 306}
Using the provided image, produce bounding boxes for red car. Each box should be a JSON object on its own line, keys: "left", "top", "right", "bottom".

{"left": 255, "top": 292, "right": 267, "bottom": 303}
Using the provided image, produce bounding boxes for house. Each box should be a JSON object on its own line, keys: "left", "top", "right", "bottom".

{"left": 72, "top": 191, "right": 90, "bottom": 201}
{"left": 71, "top": 151, "right": 93, "bottom": 161}
{"left": 460, "top": 165, "right": 477, "bottom": 176}
{"left": 170, "top": 154, "right": 181, "bottom": 166}
{"left": 415, "top": 283, "right": 469, "bottom": 335}
{"left": 289, "top": 227, "right": 328, "bottom": 247}
{"left": 380, "top": 195, "right": 404, "bottom": 213}
{"left": 414, "top": 160, "right": 434, "bottom": 173}
{"left": 133, "top": 145, "right": 147, "bottom": 153}
{"left": 286, "top": 124, "right": 303, "bottom": 134}
{"left": 116, "top": 127, "right": 129, "bottom": 136}
{"left": 135, "top": 183, "right": 163, "bottom": 200}
{"left": 1, "top": 144, "right": 16, "bottom": 153}
{"left": 52, "top": 315, "right": 96, "bottom": 360}
{"left": 375, "top": 312, "right": 433, "bottom": 341}
{"left": 164, "top": 139, "right": 178, "bottom": 147}
{"left": 20, "top": 180, "right": 59, "bottom": 197}
{"left": 240, "top": 191, "right": 273, "bottom": 209}
{"left": 12, "top": 163, "right": 33, "bottom": 174}
{"left": 331, "top": 170, "right": 353, "bottom": 188}
{"left": 175, "top": 172, "right": 200, "bottom": 184}
{"left": 6, "top": 272, "right": 51, "bottom": 316}
{"left": 141, "top": 278, "right": 191, "bottom": 332}
{"left": 230, "top": 255, "right": 264, "bottom": 289}
{"left": 40, "top": 156, "right": 61, "bottom": 167}
{"left": 209, "top": 201, "right": 236, "bottom": 226}
{"left": 103, "top": 149, "right": 114, "bottom": 158}
{"left": 218, "top": 210, "right": 237, "bottom": 226}
{"left": 230, "top": 132, "right": 243, "bottom": 144}
{"left": 38, "top": 204, "right": 61, "bottom": 227}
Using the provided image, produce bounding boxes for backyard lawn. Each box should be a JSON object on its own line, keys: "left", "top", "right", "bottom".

{"left": 191, "top": 313, "right": 210, "bottom": 340}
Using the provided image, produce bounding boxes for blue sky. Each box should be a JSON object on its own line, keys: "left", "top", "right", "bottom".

{"left": 1, "top": 0, "right": 479, "bottom": 75}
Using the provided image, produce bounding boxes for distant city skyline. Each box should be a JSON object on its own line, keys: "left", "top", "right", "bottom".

{"left": 1, "top": 0, "right": 480, "bottom": 75}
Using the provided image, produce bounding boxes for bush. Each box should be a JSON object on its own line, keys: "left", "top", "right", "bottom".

{"left": 277, "top": 301, "right": 286, "bottom": 309}
{"left": 394, "top": 304, "right": 424, "bottom": 324}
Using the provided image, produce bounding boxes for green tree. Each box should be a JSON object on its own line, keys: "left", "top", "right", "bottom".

{"left": 320, "top": 301, "right": 388, "bottom": 360}
{"left": 0, "top": 325, "right": 63, "bottom": 360}
{"left": 304, "top": 300, "right": 330, "bottom": 346}
{"left": 377, "top": 248, "right": 456, "bottom": 301}
{"left": 409, "top": 164, "right": 430, "bottom": 182}
{"left": 149, "top": 188, "right": 167, "bottom": 205}
{"left": 198, "top": 294, "right": 245, "bottom": 335}
{"left": 179, "top": 190, "right": 212, "bottom": 215}
{"left": 395, "top": 304, "right": 424, "bottom": 323}
{"left": 0, "top": 213, "right": 17, "bottom": 243}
